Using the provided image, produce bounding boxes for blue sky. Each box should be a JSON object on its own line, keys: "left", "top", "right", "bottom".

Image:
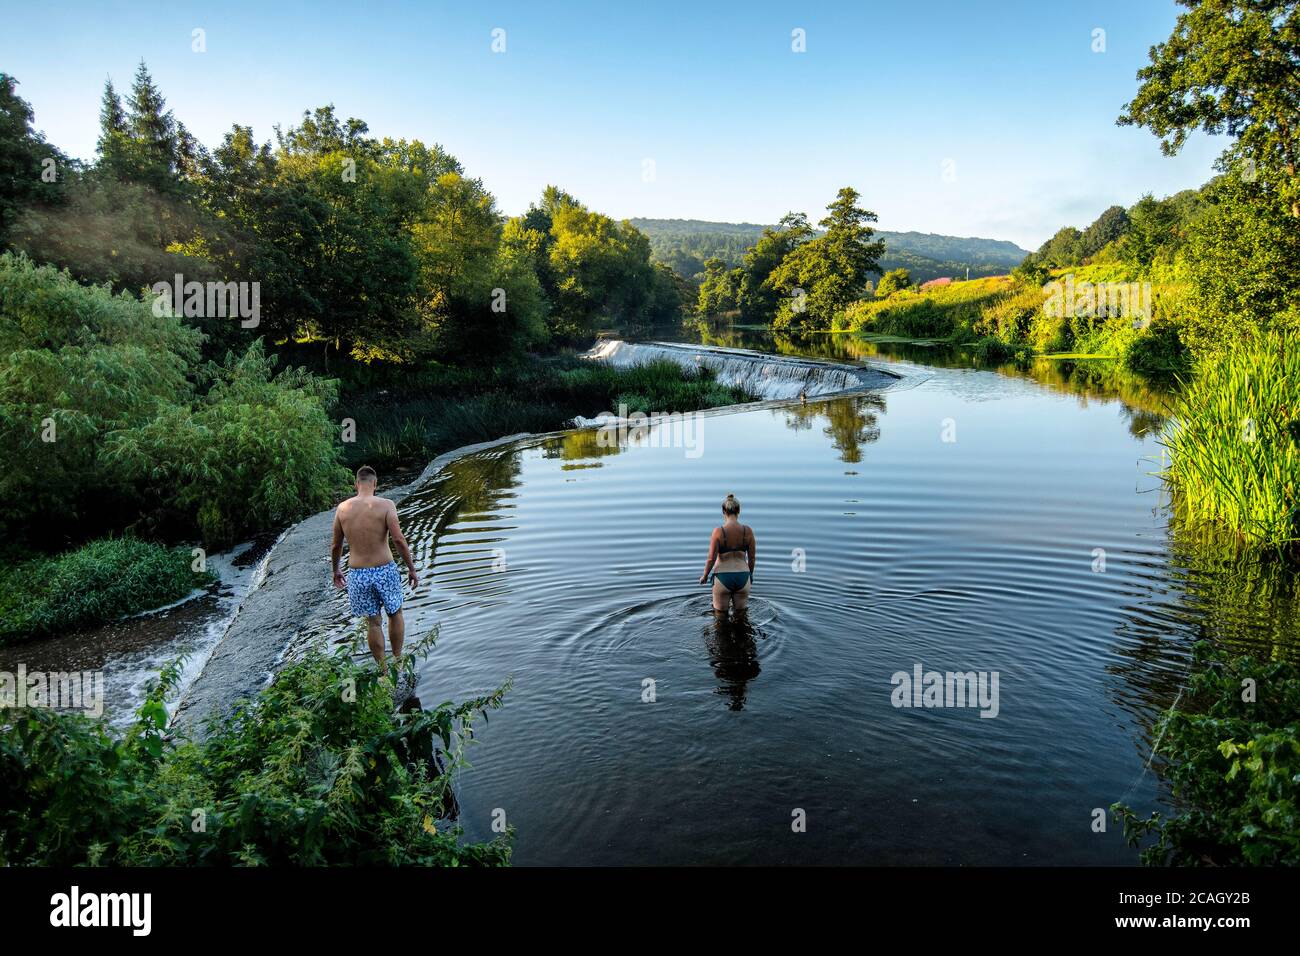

{"left": 1, "top": 0, "right": 1224, "bottom": 249}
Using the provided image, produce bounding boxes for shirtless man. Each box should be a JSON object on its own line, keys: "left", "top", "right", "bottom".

{"left": 331, "top": 465, "right": 419, "bottom": 669}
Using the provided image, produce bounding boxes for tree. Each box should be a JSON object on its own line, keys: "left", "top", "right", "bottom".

{"left": 1121, "top": 194, "right": 1179, "bottom": 268}
{"left": 95, "top": 78, "right": 130, "bottom": 180}
{"left": 1034, "top": 226, "right": 1084, "bottom": 268}
{"left": 118, "top": 61, "right": 186, "bottom": 193}
{"left": 1080, "top": 205, "right": 1130, "bottom": 257}
{"left": 530, "top": 187, "right": 664, "bottom": 338}
{"left": 241, "top": 110, "right": 424, "bottom": 362}
{"left": 696, "top": 257, "right": 739, "bottom": 315}
{"left": 768, "top": 187, "right": 885, "bottom": 328}
{"left": 0, "top": 75, "right": 67, "bottom": 245}
{"left": 1118, "top": 0, "right": 1300, "bottom": 217}
{"left": 1176, "top": 171, "right": 1300, "bottom": 354}
{"left": 734, "top": 212, "right": 813, "bottom": 321}
{"left": 876, "top": 267, "right": 912, "bottom": 297}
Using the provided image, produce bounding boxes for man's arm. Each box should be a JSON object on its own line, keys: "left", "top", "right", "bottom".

{"left": 330, "top": 510, "right": 345, "bottom": 588}
{"left": 387, "top": 502, "right": 419, "bottom": 587}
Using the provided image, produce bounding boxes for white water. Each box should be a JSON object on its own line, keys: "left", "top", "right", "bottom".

{"left": 112, "top": 539, "right": 280, "bottom": 729}
{"left": 583, "top": 339, "right": 895, "bottom": 401}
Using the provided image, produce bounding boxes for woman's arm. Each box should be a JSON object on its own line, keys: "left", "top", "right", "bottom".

{"left": 747, "top": 527, "right": 756, "bottom": 574}
{"left": 699, "top": 529, "right": 719, "bottom": 584}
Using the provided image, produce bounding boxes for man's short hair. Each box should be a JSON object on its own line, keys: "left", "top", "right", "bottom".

{"left": 356, "top": 465, "right": 377, "bottom": 484}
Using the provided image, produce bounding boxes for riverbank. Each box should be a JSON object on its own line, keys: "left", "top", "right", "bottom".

{"left": 330, "top": 350, "right": 763, "bottom": 476}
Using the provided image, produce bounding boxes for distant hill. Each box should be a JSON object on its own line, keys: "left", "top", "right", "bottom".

{"left": 629, "top": 218, "right": 1030, "bottom": 286}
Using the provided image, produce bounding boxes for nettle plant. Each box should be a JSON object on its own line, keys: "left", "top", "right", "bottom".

{"left": 0, "top": 628, "right": 512, "bottom": 866}
{"left": 1112, "top": 642, "right": 1300, "bottom": 866}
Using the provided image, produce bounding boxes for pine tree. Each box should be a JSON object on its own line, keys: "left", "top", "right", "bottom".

{"left": 125, "top": 60, "right": 178, "bottom": 190}
{"left": 95, "top": 77, "right": 129, "bottom": 176}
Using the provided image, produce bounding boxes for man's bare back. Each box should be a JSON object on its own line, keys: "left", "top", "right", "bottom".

{"left": 335, "top": 495, "right": 402, "bottom": 568}
{"left": 331, "top": 466, "right": 419, "bottom": 668}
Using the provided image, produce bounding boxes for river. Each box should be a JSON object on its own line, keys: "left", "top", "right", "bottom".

{"left": 284, "top": 328, "right": 1297, "bottom": 864}
{"left": 11, "top": 327, "right": 1295, "bottom": 864}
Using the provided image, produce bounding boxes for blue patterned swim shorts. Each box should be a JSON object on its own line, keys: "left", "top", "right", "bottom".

{"left": 347, "top": 561, "right": 404, "bottom": 617}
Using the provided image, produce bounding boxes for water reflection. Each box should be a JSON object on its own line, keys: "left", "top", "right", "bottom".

{"left": 542, "top": 429, "right": 621, "bottom": 468}
{"left": 674, "top": 321, "right": 1173, "bottom": 430}
{"left": 777, "top": 394, "right": 886, "bottom": 463}
{"left": 704, "top": 610, "right": 761, "bottom": 711}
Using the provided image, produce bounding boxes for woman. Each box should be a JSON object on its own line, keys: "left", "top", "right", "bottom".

{"left": 699, "top": 494, "right": 757, "bottom": 613}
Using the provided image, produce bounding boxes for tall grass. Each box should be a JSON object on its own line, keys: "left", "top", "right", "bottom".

{"left": 1162, "top": 331, "right": 1299, "bottom": 552}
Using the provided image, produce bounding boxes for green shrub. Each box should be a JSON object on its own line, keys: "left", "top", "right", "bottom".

{"left": 0, "top": 254, "right": 347, "bottom": 546}
{"left": 0, "top": 537, "right": 211, "bottom": 645}
{"left": 0, "top": 632, "right": 512, "bottom": 866}
{"left": 1162, "top": 331, "right": 1299, "bottom": 551}
{"left": 971, "top": 336, "right": 1016, "bottom": 364}
{"left": 104, "top": 341, "right": 351, "bottom": 547}
{"left": 1123, "top": 315, "right": 1190, "bottom": 376}
{"left": 1113, "top": 642, "right": 1300, "bottom": 866}
{"left": 0, "top": 253, "right": 201, "bottom": 538}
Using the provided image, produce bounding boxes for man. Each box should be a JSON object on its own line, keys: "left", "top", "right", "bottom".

{"left": 331, "top": 465, "right": 419, "bottom": 671}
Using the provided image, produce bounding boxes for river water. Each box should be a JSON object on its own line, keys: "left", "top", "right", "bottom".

{"left": 11, "top": 327, "right": 1294, "bottom": 864}
{"left": 296, "top": 330, "right": 1298, "bottom": 865}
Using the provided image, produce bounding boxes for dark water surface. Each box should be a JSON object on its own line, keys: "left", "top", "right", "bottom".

{"left": 306, "top": 338, "right": 1297, "bottom": 865}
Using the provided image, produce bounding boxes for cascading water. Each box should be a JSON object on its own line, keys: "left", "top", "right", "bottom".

{"left": 584, "top": 339, "right": 898, "bottom": 400}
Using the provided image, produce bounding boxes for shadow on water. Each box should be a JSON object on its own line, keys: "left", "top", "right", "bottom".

{"left": 703, "top": 610, "right": 761, "bottom": 711}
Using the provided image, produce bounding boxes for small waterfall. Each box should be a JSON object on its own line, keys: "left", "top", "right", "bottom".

{"left": 585, "top": 339, "right": 896, "bottom": 400}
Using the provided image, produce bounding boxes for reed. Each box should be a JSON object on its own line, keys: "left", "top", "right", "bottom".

{"left": 1162, "top": 331, "right": 1299, "bottom": 553}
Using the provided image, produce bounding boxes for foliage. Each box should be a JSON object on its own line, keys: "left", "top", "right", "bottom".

{"left": 0, "top": 73, "right": 66, "bottom": 244}
{"left": 0, "top": 252, "right": 200, "bottom": 539}
{"left": 0, "top": 254, "right": 346, "bottom": 548}
{"left": 0, "top": 632, "right": 513, "bottom": 865}
{"left": 1118, "top": 0, "right": 1300, "bottom": 218}
{"left": 104, "top": 341, "right": 350, "bottom": 547}
{"left": 768, "top": 187, "right": 886, "bottom": 329}
{"left": 0, "top": 537, "right": 211, "bottom": 645}
{"left": 732, "top": 213, "right": 814, "bottom": 321}
{"left": 339, "top": 355, "right": 754, "bottom": 472}
{"left": 1161, "top": 330, "right": 1300, "bottom": 552}
{"left": 1175, "top": 171, "right": 1300, "bottom": 356}
{"left": 696, "top": 256, "right": 740, "bottom": 316}
{"left": 528, "top": 186, "right": 671, "bottom": 339}
{"left": 1113, "top": 642, "right": 1300, "bottom": 866}
{"left": 875, "top": 267, "right": 912, "bottom": 298}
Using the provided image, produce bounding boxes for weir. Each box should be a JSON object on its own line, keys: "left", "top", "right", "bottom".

{"left": 584, "top": 339, "right": 898, "bottom": 400}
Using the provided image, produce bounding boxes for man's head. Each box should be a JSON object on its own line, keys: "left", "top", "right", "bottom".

{"left": 355, "top": 465, "right": 377, "bottom": 492}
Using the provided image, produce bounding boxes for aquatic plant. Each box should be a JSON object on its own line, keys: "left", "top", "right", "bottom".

{"left": 1161, "top": 331, "right": 1299, "bottom": 553}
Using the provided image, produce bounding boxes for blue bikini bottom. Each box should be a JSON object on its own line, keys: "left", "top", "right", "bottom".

{"left": 713, "top": 571, "right": 751, "bottom": 592}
